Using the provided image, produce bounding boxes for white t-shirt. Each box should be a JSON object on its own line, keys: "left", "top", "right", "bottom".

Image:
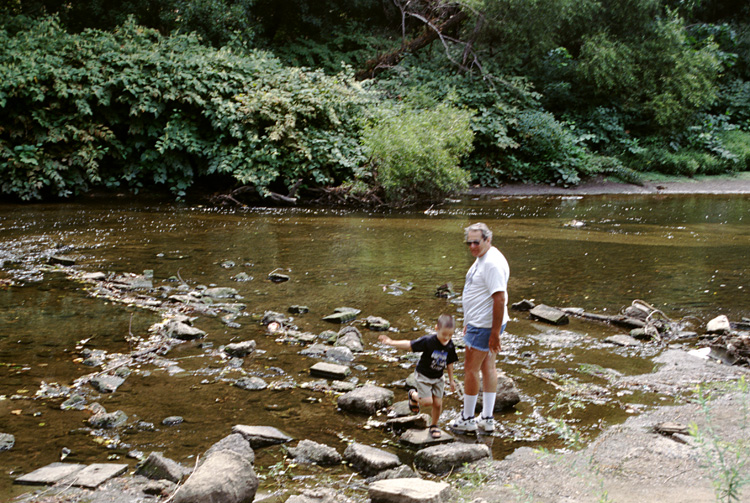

{"left": 462, "top": 246, "right": 509, "bottom": 328}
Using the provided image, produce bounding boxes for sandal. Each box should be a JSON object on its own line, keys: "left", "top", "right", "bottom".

{"left": 429, "top": 424, "right": 441, "bottom": 439}
{"left": 407, "top": 389, "right": 420, "bottom": 414}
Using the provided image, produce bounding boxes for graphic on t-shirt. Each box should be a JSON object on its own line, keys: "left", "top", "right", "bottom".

{"left": 431, "top": 350, "right": 448, "bottom": 371}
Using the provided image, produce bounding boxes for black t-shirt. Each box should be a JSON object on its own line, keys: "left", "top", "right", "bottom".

{"left": 410, "top": 334, "right": 458, "bottom": 379}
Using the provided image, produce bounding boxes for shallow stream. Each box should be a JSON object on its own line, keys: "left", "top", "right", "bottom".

{"left": 0, "top": 193, "right": 748, "bottom": 499}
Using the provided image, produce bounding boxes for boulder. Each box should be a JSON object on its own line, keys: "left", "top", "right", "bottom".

{"left": 338, "top": 385, "right": 393, "bottom": 415}
{"left": 368, "top": 478, "right": 451, "bottom": 503}
{"left": 706, "top": 315, "right": 731, "bottom": 334}
{"left": 343, "top": 443, "right": 401, "bottom": 476}
{"left": 530, "top": 305, "right": 569, "bottom": 325}
{"left": 173, "top": 450, "right": 257, "bottom": 503}
{"left": 414, "top": 443, "right": 491, "bottom": 474}
{"left": 135, "top": 452, "right": 190, "bottom": 483}
{"left": 232, "top": 425, "right": 292, "bottom": 449}
{"left": 224, "top": 341, "right": 256, "bottom": 357}
{"left": 287, "top": 439, "right": 342, "bottom": 466}
{"left": 203, "top": 433, "right": 254, "bottom": 465}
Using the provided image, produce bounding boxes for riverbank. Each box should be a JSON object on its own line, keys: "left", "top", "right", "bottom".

{"left": 461, "top": 350, "right": 750, "bottom": 503}
{"left": 467, "top": 172, "right": 750, "bottom": 197}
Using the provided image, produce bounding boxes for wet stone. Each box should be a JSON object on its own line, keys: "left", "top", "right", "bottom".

{"left": 0, "top": 433, "right": 15, "bottom": 451}
{"left": 344, "top": 442, "right": 401, "bottom": 477}
{"left": 310, "top": 362, "right": 350, "bottom": 380}
{"left": 48, "top": 255, "right": 76, "bottom": 266}
{"left": 414, "top": 443, "right": 491, "bottom": 474}
{"left": 289, "top": 305, "right": 310, "bottom": 314}
{"left": 337, "top": 384, "right": 393, "bottom": 415}
{"left": 235, "top": 377, "right": 268, "bottom": 391}
{"left": 88, "top": 410, "right": 128, "bottom": 428}
{"left": 604, "top": 334, "right": 641, "bottom": 347}
{"left": 70, "top": 463, "right": 128, "bottom": 488}
{"left": 162, "top": 416, "right": 184, "bottom": 426}
{"left": 135, "top": 452, "right": 189, "bottom": 483}
{"left": 232, "top": 425, "right": 293, "bottom": 449}
{"left": 400, "top": 427, "right": 454, "bottom": 448}
{"left": 224, "top": 340, "right": 257, "bottom": 357}
{"left": 287, "top": 439, "right": 342, "bottom": 466}
{"left": 530, "top": 304, "right": 569, "bottom": 325}
{"left": 203, "top": 287, "right": 238, "bottom": 299}
{"left": 61, "top": 394, "right": 86, "bottom": 410}
{"left": 386, "top": 413, "right": 430, "bottom": 434}
{"left": 14, "top": 462, "right": 85, "bottom": 485}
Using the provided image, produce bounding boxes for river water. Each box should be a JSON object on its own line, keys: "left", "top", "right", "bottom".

{"left": 0, "top": 193, "right": 748, "bottom": 499}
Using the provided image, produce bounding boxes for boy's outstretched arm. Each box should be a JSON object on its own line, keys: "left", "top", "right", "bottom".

{"left": 378, "top": 334, "right": 412, "bottom": 351}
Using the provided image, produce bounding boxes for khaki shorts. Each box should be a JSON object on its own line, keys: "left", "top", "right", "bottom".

{"left": 414, "top": 371, "right": 445, "bottom": 399}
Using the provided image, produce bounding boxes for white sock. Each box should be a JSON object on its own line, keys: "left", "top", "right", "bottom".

{"left": 463, "top": 394, "right": 478, "bottom": 419}
{"left": 482, "top": 392, "right": 496, "bottom": 418}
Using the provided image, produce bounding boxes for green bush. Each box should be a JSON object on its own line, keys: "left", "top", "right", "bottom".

{"left": 719, "top": 130, "right": 750, "bottom": 170}
{"left": 0, "top": 16, "right": 371, "bottom": 200}
{"left": 362, "top": 103, "right": 474, "bottom": 205}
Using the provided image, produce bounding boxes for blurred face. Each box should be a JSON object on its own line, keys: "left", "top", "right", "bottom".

{"left": 436, "top": 326, "right": 453, "bottom": 345}
{"left": 466, "top": 230, "right": 491, "bottom": 258}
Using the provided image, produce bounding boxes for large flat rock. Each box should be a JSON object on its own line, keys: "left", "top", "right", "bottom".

{"left": 14, "top": 463, "right": 127, "bottom": 488}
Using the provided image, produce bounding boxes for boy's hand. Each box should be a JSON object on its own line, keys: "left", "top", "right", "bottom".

{"left": 449, "top": 381, "right": 456, "bottom": 393}
{"left": 378, "top": 334, "right": 392, "bottom": 344}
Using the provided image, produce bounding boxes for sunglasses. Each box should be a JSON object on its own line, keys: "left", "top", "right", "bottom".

{"left": 465, "top": 239, "right": 483, "bottom": 246}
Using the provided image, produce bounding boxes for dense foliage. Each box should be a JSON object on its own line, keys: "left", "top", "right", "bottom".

{"left": 1, "top": 0, "right": 749, "bottom": 204}
{"left": 0, "top": 18, "right": 371, "bottom": 200}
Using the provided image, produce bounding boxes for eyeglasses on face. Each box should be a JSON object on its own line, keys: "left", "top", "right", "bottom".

{"left": 465, "top": 239, "right": 483, "bottom": 246}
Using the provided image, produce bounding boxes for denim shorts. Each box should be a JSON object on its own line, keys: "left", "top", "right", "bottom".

{"left": 464, "top": 323, "right": 506, "bottom": 352}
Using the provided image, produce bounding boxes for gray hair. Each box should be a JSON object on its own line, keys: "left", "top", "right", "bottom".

{"left": 464, "top": 222, "right": 492, "bottom": 241}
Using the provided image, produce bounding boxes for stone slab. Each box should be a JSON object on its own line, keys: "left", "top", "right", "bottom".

{"left": 309, "top": 361, "right": 350, "bottom": 380}
{"left": 14, "top": 463, "right": 86, "bottom": 485}
{"left": 71, "top": 463, "right": 129, "bottom": 488}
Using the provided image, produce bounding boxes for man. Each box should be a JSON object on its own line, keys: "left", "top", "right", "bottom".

{"left": 449, "top": 222, "right": 509, "bottom": 433}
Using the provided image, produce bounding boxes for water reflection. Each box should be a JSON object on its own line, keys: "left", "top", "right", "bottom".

{"left": 0, "top": 193, "right": 747, "bottom": 498}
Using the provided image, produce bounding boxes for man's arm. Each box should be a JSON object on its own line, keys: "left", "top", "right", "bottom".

{"left": 489, "top": 291, "right": 506, "bottom": 353}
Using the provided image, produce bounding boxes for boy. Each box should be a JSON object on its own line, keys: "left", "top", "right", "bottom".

{"left": 378, "top": 314, "right": 458, "bottom": 438}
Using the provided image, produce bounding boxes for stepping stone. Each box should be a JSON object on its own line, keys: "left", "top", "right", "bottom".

{"left": 369, "top": 477, "right": 451, "bottom": 503}
{"left": 399, "top": 428, "right": 454, "bottom": 447}
{"left": 71, "top": 463, "right": 128, "bottom": 488}
{"left": 309, "top": 362, "right": 350, "bottom": 380}
{"left": 530, "top": 304, "right": 569, "bottom": 325}
{"left": 232, "top": 425, "right": 293, "bottom": 448}
{"left": 14, "top": 463, "right": 85, "bottom": 485}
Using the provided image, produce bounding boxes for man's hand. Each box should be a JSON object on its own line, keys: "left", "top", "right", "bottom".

{"left": 489, "top": 334, "right": 501, "bottom": 353}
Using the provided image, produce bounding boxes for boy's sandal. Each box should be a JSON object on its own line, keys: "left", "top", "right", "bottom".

{"left": 408, "top": 389, "right": 420, "bottom": 413}
{"left": 429, "top": 425, "right": 441, "bottom": 439}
